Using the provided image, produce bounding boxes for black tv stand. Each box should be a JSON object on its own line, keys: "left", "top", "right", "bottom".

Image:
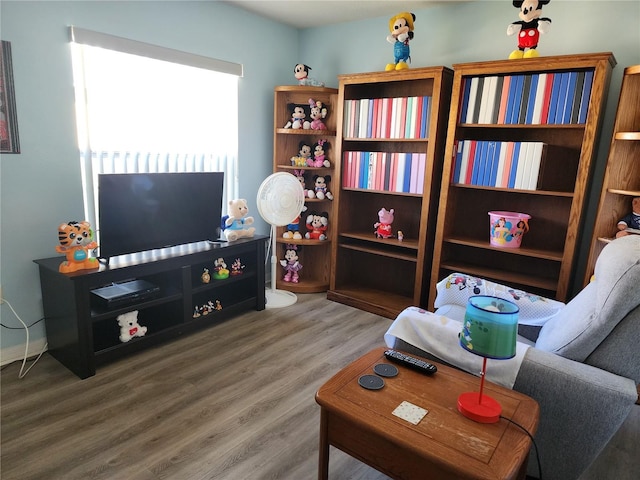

{"left": 34, "top": 236, "right": 266, "bottom": 379}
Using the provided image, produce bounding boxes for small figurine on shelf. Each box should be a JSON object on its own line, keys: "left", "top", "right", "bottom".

{"left": 507, "top": 0, "right": 552, "bottom": 60}
{"left": 230, "top": 258, "right": 245, "bottom": 275}
{"left": 308, "top": 98, "right": 328, "bottom": 130}
{"left": 397, "top": 231, "right": 404, "bottom": 242}
{"left": 385, "top": 12, "right": 416, "bottom": 71}
{"left": 117, "top": 310, "right": 147, "bottom": 343}
{"left": 213, "top": 257, "right": 229, "bottom": 279}
{"left": 374, "top": 208, "right": 395, "bottom": 239}
{"left": 290, "top": 141, "right": 312, "bottom": 167}
{"left": 193, "top": 306, "right": 202, "bottom": 318}
{"left": 201, "top": 268, "right": 211, "bottom": 284}
{"left": 294, "top": 64, "right": 325, "bottom": 87}
{"left": 307, "top": 175, "right": 333, "bottom": 200}
{"left": 214, "top": 300, "right": 223, "bottom": 311}
{"left": 284, "top": 103, "right": 309, "bottom": 129}
{"left": 55, "top": 221, "right": 99, "bottom": 273}
{"left": 222, "top": 199, "right": 255, "bottom": 241}
{"left": 308, "top": 139, "right": 331, "bottom": 168}
{"left": 280, "top": 244, "right": 303, "bottom": 283}
{"left": 305, "top": 212, "right": 329, "bottom": 240}
{"left": 616, "top": 196, "right": 640, "bottom": 238}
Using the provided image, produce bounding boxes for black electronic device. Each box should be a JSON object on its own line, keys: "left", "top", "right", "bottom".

{"left": 98, "top": 172, "right": 224, "bottom": 260}
{"left": 91, "top": 279, "right": 160, "bottom": 309}
{"left": 384, "top": 349, "right": 438, "bottom": 375}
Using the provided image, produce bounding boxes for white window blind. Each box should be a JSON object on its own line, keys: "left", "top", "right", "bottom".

{"left": 70, "top": 26, "right": 241, "bottom": 236}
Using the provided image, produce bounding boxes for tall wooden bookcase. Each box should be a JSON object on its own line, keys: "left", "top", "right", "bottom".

{"left": 272, "top": 85, "right": 338, "bottom": 293}
{"left": 429, "top": 53, "right": 616, "bottom": 308}
{"left": 583, "top": 64, "right": 640, "bottom": 284}
{"left": 327, "top": 67, "right": 453, "bottom": 319}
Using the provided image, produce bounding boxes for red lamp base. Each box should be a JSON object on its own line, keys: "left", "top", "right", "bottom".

{"left": 457, "top": 391, "right": 502, "bottom": 423}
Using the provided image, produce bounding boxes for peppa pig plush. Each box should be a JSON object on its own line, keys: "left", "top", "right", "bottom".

{"left": 374, "top": 208, "right": 395, "bottom": 239}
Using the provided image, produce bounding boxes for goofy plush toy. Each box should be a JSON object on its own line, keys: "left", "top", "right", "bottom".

{"left": 385, "top": 12, "right": 416, "bottom": 71}
{"left": 507, "top": 0, "right": 552, "bottom": 59}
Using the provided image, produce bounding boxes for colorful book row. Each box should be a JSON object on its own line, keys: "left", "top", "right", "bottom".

{"left": 342, "top": 151, "right": 427, "bottom": 194}
{"left": 343, "top": 96, "right": 432, "bottom": 139}
{"left": 459, "top": 70, "right": 594, "bottom": 125}
{"left": 452, "top": 140, "right": 551, "bottom": 190}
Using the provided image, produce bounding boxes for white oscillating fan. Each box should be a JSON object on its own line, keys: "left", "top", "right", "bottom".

{"left": 256, "top": 172, "right": 305, "bottom": 308}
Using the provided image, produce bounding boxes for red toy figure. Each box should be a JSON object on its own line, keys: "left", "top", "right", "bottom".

{"left": 55, "top": 221, "right": 99, "bottom": 273}
{"left": 374, "top": 208, "right": 395, "bottom": 239}
{"left": 304, "top": 212, "right": 328, "bottom": 241}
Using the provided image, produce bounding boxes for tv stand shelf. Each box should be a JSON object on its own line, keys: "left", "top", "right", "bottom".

{"left": 34, "top": 236, "right": 266, "bottom": 379}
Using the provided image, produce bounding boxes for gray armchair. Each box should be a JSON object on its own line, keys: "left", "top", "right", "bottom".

{"left": 385, "top": 235, "right": 640, "bottom": 480}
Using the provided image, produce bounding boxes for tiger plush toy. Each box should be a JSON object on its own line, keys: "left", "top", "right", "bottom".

{"left": 55, "top": 221, "right": 99, "bottom": 273}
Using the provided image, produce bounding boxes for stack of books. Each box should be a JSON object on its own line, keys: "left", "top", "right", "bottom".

{"left": 459, "top": 70, "right": 594, "bottom": 125}
{"left": 452, "top": 140, "right": 556, "bottom": 190}
{"left": 342, "top": 151, "right": 426, "bottom": 194}
{"left": 343, "top": 96, "right": 432, "bottom": 139}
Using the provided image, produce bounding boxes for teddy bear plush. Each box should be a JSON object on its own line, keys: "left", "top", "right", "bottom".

{"left": 117, "top": 310, "right": 147, "bottom": 343}
{"left": 223, "top": 199, "right": 255, "bottom": 241}
{"left": 307, "top": 175, "right": 333, "bottom": 200}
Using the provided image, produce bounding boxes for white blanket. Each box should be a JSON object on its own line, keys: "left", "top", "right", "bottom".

{"left": 384, "top": 306, "right": 530, "bottom": 389}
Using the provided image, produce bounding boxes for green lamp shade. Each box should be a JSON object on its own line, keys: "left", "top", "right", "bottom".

{"left": 459, "top": 295, "right": 519, "bottom": 360}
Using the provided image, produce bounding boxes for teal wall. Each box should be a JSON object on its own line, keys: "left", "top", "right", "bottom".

{"left": 1, "top": 0, "right": 639, "bottom": 356}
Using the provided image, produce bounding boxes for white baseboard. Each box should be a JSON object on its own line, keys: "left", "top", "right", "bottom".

{"left": 0, "top": 338, "right": 48, "bottom": 367}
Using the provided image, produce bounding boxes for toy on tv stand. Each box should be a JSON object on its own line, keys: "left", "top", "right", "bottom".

{"left": 55, "top": 220, "right": 99, "bottom": 273}
{"left": 294, "top": 63, "right": 325, "bottom": 87}
{"left": 615, "top": 196, "right": 640, "bottom": 238}
{"left": 280, "top": 244, "right": 302, "bottom": 283}
{"left": 385, "top": 12, "right": 416, "bottom": 71}
{"left": 117, "top": 310, "right": 147, "bottom": 343}
{"left": 213, "top": 257, "right": 230, "bottom": 279}
{"left": 374, "top": 208, "right": 395, "bottom": 239}
{"left": 507, "top": 0, "right": 552, "bottom": 59}
{"left": 230, "top": 258, "right": 245, "bottom": 275}
{"left": 222, "top": 199, "right": 255, "bottom": 241}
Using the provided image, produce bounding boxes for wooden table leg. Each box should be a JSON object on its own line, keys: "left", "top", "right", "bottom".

{"left": 318, "top": 408, "right": 329, "bottom": 480}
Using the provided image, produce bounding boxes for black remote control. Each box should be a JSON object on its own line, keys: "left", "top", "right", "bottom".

{"left": 384, "top": 349, "right": 437, "bottom": 375}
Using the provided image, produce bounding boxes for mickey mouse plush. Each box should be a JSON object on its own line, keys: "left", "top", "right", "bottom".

{"left": 385, "top": 12, "right": 416, "bottom": 71}
{"left": 507, "top": 0, "right": 552, "bottom": 59}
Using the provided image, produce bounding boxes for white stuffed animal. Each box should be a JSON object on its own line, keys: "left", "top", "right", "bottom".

{"left": 223, "top": 199, "right": 255, "bottom": 241}
{"left": 117, "top": 310, "right": 147, "bottom": 342}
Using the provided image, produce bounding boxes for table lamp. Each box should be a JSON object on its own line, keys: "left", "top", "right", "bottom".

{"left": 458, "top": 295, "right": 519, "bottom": 423}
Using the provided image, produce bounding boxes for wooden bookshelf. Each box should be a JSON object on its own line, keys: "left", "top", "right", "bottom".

{"left": 328, "top": 67, "right": 453, "bottom": 319}
{"left": 430, "top": 53, "right": 616, "bottom": 307}
{"left": 583, "top": 64, "right": 640, "bottom": 284}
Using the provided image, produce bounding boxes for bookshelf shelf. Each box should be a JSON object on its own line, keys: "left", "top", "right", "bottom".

{"left": 328, "top": 67, "right": 453, "bottom": 318}
{"left": 430, "top": 53, "right": 615, "bottom": 306}
{"left": 583, "top": 64, "right": 640, "bottom": 284}
{"left": 273, "top": 85, "right": 338, "bottom": 293}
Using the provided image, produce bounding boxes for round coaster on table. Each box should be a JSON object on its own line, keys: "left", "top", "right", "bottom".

{"left": 374, "top": 363, "right": 399, "bottom": 377}
{"left": 358, "top": 374, "right": 384, "bottom": 390}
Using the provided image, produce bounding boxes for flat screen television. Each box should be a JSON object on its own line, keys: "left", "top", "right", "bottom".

{"left": 98, "top": 172, "right": 224, "bottom": 260}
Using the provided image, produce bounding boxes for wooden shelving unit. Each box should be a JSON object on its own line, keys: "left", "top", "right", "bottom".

{"left": 272, "top": 85, "right": 338, "bottom": 293}
{"left": 583, "top": 64, "right": 640, "bottom": 284}
{"left": 327, "top": 67, "right": 453, "bottom": 319}
{"left": 429, "top": 53, "right": 616, "bottom": 308}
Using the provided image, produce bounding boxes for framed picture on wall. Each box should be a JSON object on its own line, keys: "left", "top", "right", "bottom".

{"left": 1, "top": 40, "right": 20, "bottom": 154}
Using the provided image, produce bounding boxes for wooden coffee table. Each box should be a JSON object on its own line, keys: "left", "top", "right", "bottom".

{"left": 315, "top": 347, "right": 539, "bottom": 480}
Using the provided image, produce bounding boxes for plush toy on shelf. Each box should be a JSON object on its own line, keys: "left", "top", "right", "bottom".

{"left": 507, "top": 0, "right": 552, "bottom": 59}
{"left": 374, "top": 208, "right": 395, "bottom": 239}
{"left": 222, "top": 199, "right": 255, "bottom": 241}
{"left": 616, "top": 196, "right": 640, "bottom": 238}
{"left": 309, "top": 139, "right": 331, "bottom": 168}
{"left": 55, "top": 220, "right": 99, "bottom": 273}
{"left": 284, "top": 103, "right": 309, "bottom": 129}
{"left": 308, "top": 98, "right": 328, "bottom": 130}
{"left": 307, "top": 174, "right": 333, "bottom": 200}
{"left": 290, "top": 141, "right": 312, "bottom": 167}
{"left": 305, "top": 212, "right": 329, "bottom": 240}
{"left": 294, "top": 63, "right": 325, "bottom": 87}
{"left": 385, "top": 12, "right": 416, "bottom": 71}
{"left": 280, "top": 244, "right": 303, "bottom": 283}
{"left": 117, "top": 310, "right": 147, "bottom": 343}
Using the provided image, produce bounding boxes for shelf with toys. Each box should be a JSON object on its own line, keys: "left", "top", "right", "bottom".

{"left": 272, "top": 84, "right": 338, "bottom": 293}
{"left": 327, "top": 66, "right": 454, "bottom": 319}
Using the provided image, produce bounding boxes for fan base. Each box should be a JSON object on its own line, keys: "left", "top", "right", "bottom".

{"left": 265, "top": 289, "right": 297, "bottom": 309}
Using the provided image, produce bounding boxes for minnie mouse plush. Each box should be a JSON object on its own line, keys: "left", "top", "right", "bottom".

{"left": 507, "top": 0, "right": 552, "bottom": 59}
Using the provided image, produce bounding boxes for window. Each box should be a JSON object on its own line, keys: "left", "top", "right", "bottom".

{"left": 70, "top": 27, "right": 242, "bottom": 238}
